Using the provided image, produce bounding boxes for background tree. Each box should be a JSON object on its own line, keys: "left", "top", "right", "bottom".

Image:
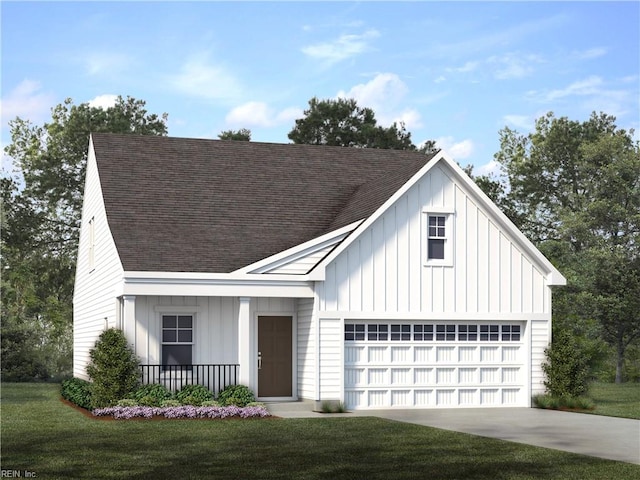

{"left": 288, "top": 97, "right": 436, "bottom": 152}
{"left": 491, "top": 112, "right": 640, "bottom": 382}
{"left": 218, "top": 128, "right": 251, "bottom": 141}
{"left": 1, "top": 96, "right": 167, "bottom": 381}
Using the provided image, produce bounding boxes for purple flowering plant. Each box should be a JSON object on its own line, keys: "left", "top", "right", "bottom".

{"left": 93, "top": 405, "right": 271, "bottom": 419}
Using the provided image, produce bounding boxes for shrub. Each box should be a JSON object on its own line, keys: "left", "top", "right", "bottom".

{"left": 217, "top": 384, "right": 256, "bottom": 407}
{"left": 86, "top": 328, "right": 140, "bottom": 409}
{"left": 542, "top": 329, "right": 590, "bottom": 398}
{"left": 116, "top": 399, "right": 138, "bottom": 407}
{"left": 201, "top": 400, "right": 221, "bottom": 407}
{"left": 132, "top": 384, "right": 173, "bottom": 407}
{"left": 175, "top": 384, "right": 213, "bottom": 406}
{"left": 533, "top": 394, "right": 595, "bottom": 411}
{"left": 160, "top": 399, "right": 182, "bottom": 408}
{"left": 61, "top": 377, "right": 92, "bottom": 410}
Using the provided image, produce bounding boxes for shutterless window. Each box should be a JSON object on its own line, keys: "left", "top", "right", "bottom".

{"left": 414, "top": 324, "right": 434, "bottom": 341}
{"left": 458, "top": 325, "right": 478, "bottom": 341}
{"left": 427, "top": 215, "right": 446, "bottom": 260}
{"left": 345, "top": 324, "right": 365, "bottom": 341}
{"left": 390, "top": 324, "right": 411, "bottom": 341}
{"left": 162, "top": 315, "right": 193, "bottom": 366}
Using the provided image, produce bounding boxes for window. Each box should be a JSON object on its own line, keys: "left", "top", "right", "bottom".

{"left": 427, "top": 215, "right": 446, "bottom": 259}
{"left": 344, "top": 323, "right": 522, "bottom": 342}
{"left": 162, "top": 315, "right": 193, "bottom": 366}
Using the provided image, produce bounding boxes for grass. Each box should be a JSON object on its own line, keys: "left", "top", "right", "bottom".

{"left": 587, "top": 382, "right": 640, "bottom": 419}
{"left": 2, "top": 383, "right": 639, "bottom": 479}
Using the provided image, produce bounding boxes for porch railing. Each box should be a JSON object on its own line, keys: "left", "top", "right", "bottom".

{"left": 139, "top": 364, "right": 239, "bottom": 395}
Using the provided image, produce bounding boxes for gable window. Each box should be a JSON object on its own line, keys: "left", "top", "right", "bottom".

{"left": 424, "top": 210, "right": 454, "bottom": 265}
{"left": 162, "top": 315, "right": 193, "bottom": 366}
{"left": 428, "top": 215, "right": 446, "bottom": 259}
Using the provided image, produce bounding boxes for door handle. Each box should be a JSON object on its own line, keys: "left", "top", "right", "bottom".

{"left": 258, "top": 351, "right": 262, "bottom": 370}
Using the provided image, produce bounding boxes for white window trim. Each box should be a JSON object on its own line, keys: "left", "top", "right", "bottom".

{"left": 423, "top": 209, "right": 454, "bottom": 267}
{"left": 159, "top": 312, "right": 196, "bottom": 369}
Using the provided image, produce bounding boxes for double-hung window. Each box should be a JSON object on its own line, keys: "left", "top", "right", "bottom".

{"left": 427, "top": 215, "right": 447, "bottom": 260}
{"left": 424, "top": 210, "right": 453, "bottom": 265}
{"left": 162, "top": 314, "right": 193, "bottom": 367}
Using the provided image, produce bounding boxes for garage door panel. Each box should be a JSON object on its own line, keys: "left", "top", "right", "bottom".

{"left": 344, "top": 321, "right": 526, "bottom": 409}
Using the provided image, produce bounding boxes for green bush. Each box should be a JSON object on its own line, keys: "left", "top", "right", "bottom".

{"left": 201, "top": 400, "right": 221, "bottom": 407}
{"left": 175, "top": 384, "right": 213, "bottom": 406}
{"left": 116, "top": 399, "right": 138, "bottom": 407}
{"left": 542, "top": 329, "right": 590, "bottom": 398}
{"left": 132, "top": 384, "right": 173, "bottom": 406}
{"left": 86, "top": 328, "right": 140, "bottom": 409}
{"left": 533, "top": 394, "right": 594, "bottom": 411}
{"left": 60, "top": 377, "right": 93, "bottom": 410}
{"left": 160, "top": 399, "right": 182, "bottom": 407}
{"left": 217, "top": 384, "right": 256, "bottom": 407}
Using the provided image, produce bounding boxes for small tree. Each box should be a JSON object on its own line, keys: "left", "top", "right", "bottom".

{"left": 542, "top": 329, "right": 590, "bottom": 398}
{"left": 86, "top": 328, "right": 140, "bottom": 408}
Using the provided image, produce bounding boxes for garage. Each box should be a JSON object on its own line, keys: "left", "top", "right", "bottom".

{"left": 344, "top": 322, "right": 527, "bottom": 409}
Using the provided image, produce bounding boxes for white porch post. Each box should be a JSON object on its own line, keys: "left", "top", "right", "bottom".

{"left": 238, "top": 297, "right": 253, "bottom": 389}
{"left": 122, "top": 295, "right": 136, "bottom": 352}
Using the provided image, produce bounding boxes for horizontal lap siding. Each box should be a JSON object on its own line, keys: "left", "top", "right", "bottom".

{"left": 297, "top": 298, "right": 315, "bottom": 400}
{"left": 73, "top": 144, "right": 124, "bottom": 380}
{"left": 319, "top": 318, "right": 342, "bottom": 399}
{"left": 319, "top": 164, "right": 550, "bottom": 316}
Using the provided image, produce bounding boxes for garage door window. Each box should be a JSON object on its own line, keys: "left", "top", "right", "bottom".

{"left": 345, "top": 323, "right": 522, "bottom": 342}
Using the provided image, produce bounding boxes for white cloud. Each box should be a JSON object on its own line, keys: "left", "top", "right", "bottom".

{"left": 301, "top": 29, "right": 379, "bottom": 64}
{"left": 434, "top": 75, "right": 446, "bottom": 83}
{"left": 488, "top": 53, "right": 542, "bottom": 80}
{"left": 88, "top": 94, "right": 118, "bottom": 109}
{"left": 169, "top": 52, "right": 242, "bottom": 102}
{"left": 435, "top": 136, "right": 474, "bottom": 159}
{"left": 476, "top": 159, "right": 501, "bottom": 177}
{"left": 84, "top": 52, "right": 131, "bottom": 76}
{"left": 446, "top": 61, "right": 479, "bottom": 73}
{"left": 503, "top": 114, "right": 534, "bottom": 131}
{"left": 538, "top": 75, "right": 604, "bottom": 101}
{"left": 335, "top": 73, "right": 422, "bottom": 129}
{"left": 0, "top": 79, "right": 55, "bottom": 124}
{"left": 225, "top": 102, "right": 301, "bottom": 128}
{"left": 574, "top": 47, "right": 607, "bottom": 60}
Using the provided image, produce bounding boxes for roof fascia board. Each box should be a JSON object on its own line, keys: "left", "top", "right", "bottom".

{"left": 437, "top": 153, "right": 566, "bottom": 286}
{"left": 315, "top": 150, "right": 447, "bottom": 275}
{"left": 233, "top": 220, "right": 362, "bottom": 275}
{"left": 314, "top": 150, "right": 566, "bottom": 286}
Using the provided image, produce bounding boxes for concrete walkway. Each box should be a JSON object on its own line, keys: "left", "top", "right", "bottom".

{"left": 266, "top": 402, "right": 640, "bottom": 465}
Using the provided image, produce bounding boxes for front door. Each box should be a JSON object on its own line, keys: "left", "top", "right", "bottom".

{"left": 258, "top": 316, "right": 293, "bottom": 397}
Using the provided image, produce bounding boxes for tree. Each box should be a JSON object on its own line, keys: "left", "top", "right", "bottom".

{"left": 2, "top": 96, "right": 168, "bottom": 381}
{"left": 493, "top": 112, "right": 640, "bottom": 382}
{"left": 288, "top": 97, "right": 431, "bottom": 151}
{"left": 218, "top": 128, "right": 251, "bottom": 141}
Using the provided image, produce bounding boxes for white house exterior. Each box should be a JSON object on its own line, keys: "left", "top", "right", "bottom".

{"left": 74, "top": 133, "right": 565, "bottom": 409}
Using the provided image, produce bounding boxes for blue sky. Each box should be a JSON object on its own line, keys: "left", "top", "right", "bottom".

{"left": 2, "top": 1, "right": 639, "bottom": 175}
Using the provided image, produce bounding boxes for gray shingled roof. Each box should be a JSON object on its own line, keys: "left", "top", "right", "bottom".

{"left": 92, "top": 133, "right": 435, "bottom": 273}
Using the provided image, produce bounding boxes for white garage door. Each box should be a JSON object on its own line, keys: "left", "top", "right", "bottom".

{"left": 344, "top": 322, "right": 526, "bottom": 409}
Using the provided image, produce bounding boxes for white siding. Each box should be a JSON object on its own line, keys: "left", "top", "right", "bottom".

{"left": 318, "top": 318, "right": 342, "bottom": 400}
{"left": 132, "top": 296, "right": 296, "bottom": 365}
{"left": 318, "top": 163, "right": 551, "bottom": 316}
{"left": 73, "top": 142, "right": 124, "bottom": 379}
{"left": 297, "top": 298, "right": 316, "bottom": 400}
{"left": 531, "top": 319, "right": 550, "bottom": 396}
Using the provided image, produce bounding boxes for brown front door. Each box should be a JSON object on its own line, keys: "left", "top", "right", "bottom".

{"left": 258, "top": 316, "right": 293, "bottom": 397}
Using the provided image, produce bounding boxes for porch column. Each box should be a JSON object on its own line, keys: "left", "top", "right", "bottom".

{"left": 238, "top": 297, "right": 253, "bottom": 389}
{"left": 122, "top": 295, "right": 136, "bottom": 352}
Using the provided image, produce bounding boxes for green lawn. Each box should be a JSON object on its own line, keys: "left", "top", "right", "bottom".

{"left": 588, "top": 382, "right": 640, "bottom": 419}
{"left": 1, "top": 383, "right": 638, "bottom": 480}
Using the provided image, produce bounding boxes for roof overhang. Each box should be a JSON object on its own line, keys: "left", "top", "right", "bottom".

{"left": 119, "top": 271, "right": 315, "bottom": 298}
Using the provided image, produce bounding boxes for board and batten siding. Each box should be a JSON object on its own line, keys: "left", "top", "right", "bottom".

{"left": 73, "top": 141, "right": 124, "bottom": 380}
{"left": 317, "top": 163, "right": 551, "bottom": 316}
{"left": 132, "top": 296, "right": 296, "bottom": 365}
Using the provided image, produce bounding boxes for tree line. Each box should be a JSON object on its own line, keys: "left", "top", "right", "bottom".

{"left": 2, "top": 95, "right": 638, "bottom": 383}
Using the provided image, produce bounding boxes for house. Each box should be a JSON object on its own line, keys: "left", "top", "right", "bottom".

{"left": 73, "top": 133, "right": 565, "bottom": 409}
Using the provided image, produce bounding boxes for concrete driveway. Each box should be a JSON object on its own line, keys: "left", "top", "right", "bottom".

{"left": 267, "top": 403, "right": 640, "bottom": 464}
